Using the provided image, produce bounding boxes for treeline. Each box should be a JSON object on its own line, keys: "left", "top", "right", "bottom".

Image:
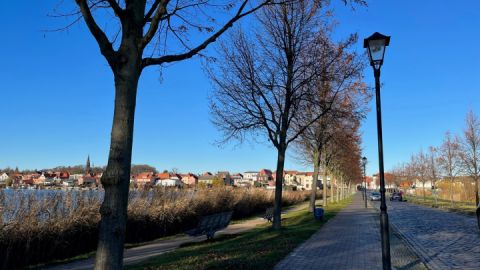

{"left": 0, "top": 164, "right": 159, "bottom": 175}
{"left": 390, "top": 110, "right": 480, "bottom": 206}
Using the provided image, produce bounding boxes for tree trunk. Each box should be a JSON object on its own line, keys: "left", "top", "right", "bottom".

{"left": 335, "top": 177, "right": 341, "bottom": 202}
{"left": 450, "top": 177, "right": 454, "bottom": 207}
{"left": 273, "top": 145, "right": 287, "bottom": 230}
{"left": 475, "top": 177, "right": 479, "bottom": 206}
{"left": 323, "top": 167, "right": 328, "bottom": 207}
{"left": 330, "top": 176, "right": 334, "bottom": 203}
{"left": 423, "top": 181, "right": 426, "bottom": 202}
{"left": 95, "top": 67, "right": 140, "bottom": 269}
{"left": 309, "top": 151, "right": 321, "bottom": 212}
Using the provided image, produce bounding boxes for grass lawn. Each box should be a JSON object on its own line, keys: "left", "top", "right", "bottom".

{"left": 404, "top": 194, "right": 477, "bottom": 215}
{"left": 126, "top": 197, "right": 352, "bottom": 270}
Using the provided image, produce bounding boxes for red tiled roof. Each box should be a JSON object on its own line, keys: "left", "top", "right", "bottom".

{"left": 137, "top": 172, "right": 154, "bottom": 179}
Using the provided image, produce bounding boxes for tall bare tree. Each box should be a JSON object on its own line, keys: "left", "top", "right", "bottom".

{"left": 438, "top": 132, "right": 462, "bottom": 207}
{"left": 293, "top": 30, "right": 368, "bottom": 212}
{"left": 67, "top": 0, "right": 297, "bottom": 268}
{"left": 427, "top": 146, "right": 440, "bottom": 206}
{"left": 460, "top": 110, "right": 480, "bottom": 206}
{"left": 411, "top": 150, "right": 429, "bottom": 202}
{"left": 208, "top": 0, "right": 344, "bottom": 229}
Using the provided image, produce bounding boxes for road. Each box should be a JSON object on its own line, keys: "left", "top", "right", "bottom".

{"left": 372, "top": 198, "right": 480, "bottom": 270}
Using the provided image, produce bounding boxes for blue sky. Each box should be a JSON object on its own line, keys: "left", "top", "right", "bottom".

{"left": 1, "top": 1, "right": 479, "bottom": 175}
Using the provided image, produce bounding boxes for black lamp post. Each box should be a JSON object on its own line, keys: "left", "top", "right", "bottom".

{"left": 364, "top": 32, "right": 392, "bottom": 270}
{"left": 362, "top": 156, "right": 367, "bottom": 208}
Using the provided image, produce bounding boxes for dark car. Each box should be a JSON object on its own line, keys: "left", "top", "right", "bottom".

{"left": 390, "top": 192, "right": 403, "bottom": 201}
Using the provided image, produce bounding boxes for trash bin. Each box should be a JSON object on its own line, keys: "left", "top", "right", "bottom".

{"left": 314, "top": 207, "right": 324, "bottom": 220}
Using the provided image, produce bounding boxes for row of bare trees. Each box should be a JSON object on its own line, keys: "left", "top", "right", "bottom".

{"left": 67, "top": 0, "right": 366, "bottom": 268}
{"left": 209, "top": 0, "right": 370, "bottom": 228}
{"left": 390, "top": 111, "right": 480, "bottom": 207}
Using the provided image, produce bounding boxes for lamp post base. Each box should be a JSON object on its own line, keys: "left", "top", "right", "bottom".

{"left": 380, "top": 210, "right": 392, "bottom": 270}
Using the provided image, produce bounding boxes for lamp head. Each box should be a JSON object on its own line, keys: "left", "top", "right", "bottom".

{"left": 364, "top": 32, "right": 390, "bottom": 70}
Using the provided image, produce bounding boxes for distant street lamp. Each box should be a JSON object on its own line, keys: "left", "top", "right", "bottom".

{"left": 362, "top": 156, "right": 367, "bottom": 208}
{"left": 364, "top": 32, "right": 392, "bottom": 270}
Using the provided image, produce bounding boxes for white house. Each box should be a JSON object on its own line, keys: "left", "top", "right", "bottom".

{"left": 296, "top": 172, "right": 319, "bottom": 190}
{"left": 70, "top": 174, "right": 84, "bottom": 180}
{"left": 284, "top": 171, "right": 299, "bottom": 186}
{"left": 155, "top": 177, "right": 183, "bottom": 187}
{"left": 0, "top": 173, "right": 9, "bottom": 182}
{"left": 243, "top": 171, "right": 259, "bottom": 182}
{"left": 413, "top": 179, "right": 433, "bottom": 189}
{"left": 232, "top": 173, "right": 253, "bottom": 187}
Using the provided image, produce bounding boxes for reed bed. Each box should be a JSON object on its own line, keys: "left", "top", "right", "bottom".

{"left": 0, "top": 188, "right": 310, "bottom": 269}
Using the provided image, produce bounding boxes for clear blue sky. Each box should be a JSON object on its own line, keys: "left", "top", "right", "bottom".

{"left": 1, "top": 1, "right": 479, "bottom": 175}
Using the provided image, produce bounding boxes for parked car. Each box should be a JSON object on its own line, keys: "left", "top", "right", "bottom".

{"left": 370, "top": 192, "right": 381, "bottom": 201}
{"left": 390, "top": 192, "right": 403, "bottom": 201}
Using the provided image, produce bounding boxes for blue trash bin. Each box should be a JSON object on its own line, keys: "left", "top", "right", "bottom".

{"left": 314, "top": 207, "right": 324, "bottom": 220}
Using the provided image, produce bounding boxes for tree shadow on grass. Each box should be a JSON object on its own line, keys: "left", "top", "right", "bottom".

{"left": 126, "top": 205, "right": 344, "bottom": 270}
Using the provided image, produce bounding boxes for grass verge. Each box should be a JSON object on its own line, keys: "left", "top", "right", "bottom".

{"left": 404, "top": 195, "right": 477, "bottom": 215}
{"left": 126, "top": 197, "right": 352, "bottom": 270}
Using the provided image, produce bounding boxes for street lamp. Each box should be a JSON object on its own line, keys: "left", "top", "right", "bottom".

{"left": 362, "top": 156, "right": 367, "bottom": 208}
{"left": 364, "top": 32, "right": 392, "bottom": 270}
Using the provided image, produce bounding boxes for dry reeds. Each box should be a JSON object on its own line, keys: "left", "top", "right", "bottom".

{"left": 0, "top": 188, "right": 309, "bottom": 269}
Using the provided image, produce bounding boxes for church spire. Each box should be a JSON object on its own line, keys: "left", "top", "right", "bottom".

{"left": 86, "top": 155, "right": 91, "bottom": 175}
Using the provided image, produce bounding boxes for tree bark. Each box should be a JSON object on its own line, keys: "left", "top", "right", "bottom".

{"left": 323, "top": 167, "right": 328, "bottom": 207}
{"left": 95, "top": 66, "right": 140, "bottom": 269}
{"left": 423, "top": 181, "right": 426, "bottom": 202}
{"left": 273, "top": 144, "right": 287, "bottom": 230}
{"left": 330, "top": 176, "right": 334, "bottom": 203}
{"left": 450, "top": 177, "right": 454, "bottom": 207}
{"left": 336, "top": 177, "right": 339, "bottom": 202}
{"left": 309, "top": 151, "right": 321, "bottom": 212}
{"left": 341, "top": 178, "right": 345, "bottom": 200}
{"left": 475, "top": 177, "right": 479, "bottom": 206}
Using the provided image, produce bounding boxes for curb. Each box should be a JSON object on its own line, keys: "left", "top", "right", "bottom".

{"left": 368, "top": 200, "right": 435, "bottom": 270}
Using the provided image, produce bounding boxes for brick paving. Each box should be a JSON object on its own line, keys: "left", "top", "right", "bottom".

{"left": 276, "top": 193, "right": 426, "bottom": 270}
{"left": 276, "top": 193, "right": 384, "bottom": 270}
{"left": 382, "top": 200, "right": 480, "bottom": 270}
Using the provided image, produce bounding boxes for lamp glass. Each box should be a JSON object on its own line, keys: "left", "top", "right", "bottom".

{"left": 368, "top": 39, "right": 386, "bottom": 63}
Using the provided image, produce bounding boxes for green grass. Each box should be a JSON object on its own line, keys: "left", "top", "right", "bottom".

{"left": 126, "top": 197, "right": 352, "bottom": 270}
{"left": 404, "top": 194, "right": 477, "bottom": 215}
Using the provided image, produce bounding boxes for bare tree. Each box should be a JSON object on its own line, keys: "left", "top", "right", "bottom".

{"left": 411, "top": 150, "right": 429, "bottom": 202}
{"left": 460, "top": 110, "right": 480, "bottom": 206}
{"left": 427, "top": 146, "right": 440, "bottom": 206}
{"left": 208, "top": 0, "right": 341, "bottom": 229}
{"left": 438, "top": 132, "right": 462, "bottom": 207}
{"left": 66, "top": 0, "right": 297, "bottom": 268}
{"left": 293, "top": 30, "right": 368, "bottom": 212}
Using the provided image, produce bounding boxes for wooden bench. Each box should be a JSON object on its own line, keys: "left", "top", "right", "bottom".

{"left": 185, "top": 211, "right": 233, "bottom": 239}
{"left": 263, "top": 207, "right": 274, "bottom": 222}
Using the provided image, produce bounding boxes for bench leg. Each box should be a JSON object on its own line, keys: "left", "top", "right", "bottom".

{"left": 206, "top": 231, "right": 215, "bottom": 240}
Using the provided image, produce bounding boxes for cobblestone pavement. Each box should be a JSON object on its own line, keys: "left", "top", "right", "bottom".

{"left": 275, "top": 193, "right": 426, "bottom": 270}
{"left": 380, "top": 200, "right": 480, "bottom": 270}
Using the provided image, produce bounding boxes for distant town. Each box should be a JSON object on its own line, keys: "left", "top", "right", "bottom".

{"left": 0, "top": 156, "right": 334, "bottom": 191}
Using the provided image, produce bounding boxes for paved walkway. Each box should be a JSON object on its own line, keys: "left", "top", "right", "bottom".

{"left": 44, "top": 203, "right": 307, "bottom": 270}
{"left": 276, "top": 194, "right": 425, "bottom": 270}
{"left": 382, "top": 200, "right": 480, "bottom": 270}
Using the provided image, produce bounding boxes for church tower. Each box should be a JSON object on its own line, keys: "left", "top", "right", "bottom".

{"left": 86, "top": 155, "right": 91, "bottom": 175}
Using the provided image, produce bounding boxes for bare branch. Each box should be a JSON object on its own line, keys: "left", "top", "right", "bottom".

{"left": 75, "top": 0, "right": 116, "bottom": 64}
